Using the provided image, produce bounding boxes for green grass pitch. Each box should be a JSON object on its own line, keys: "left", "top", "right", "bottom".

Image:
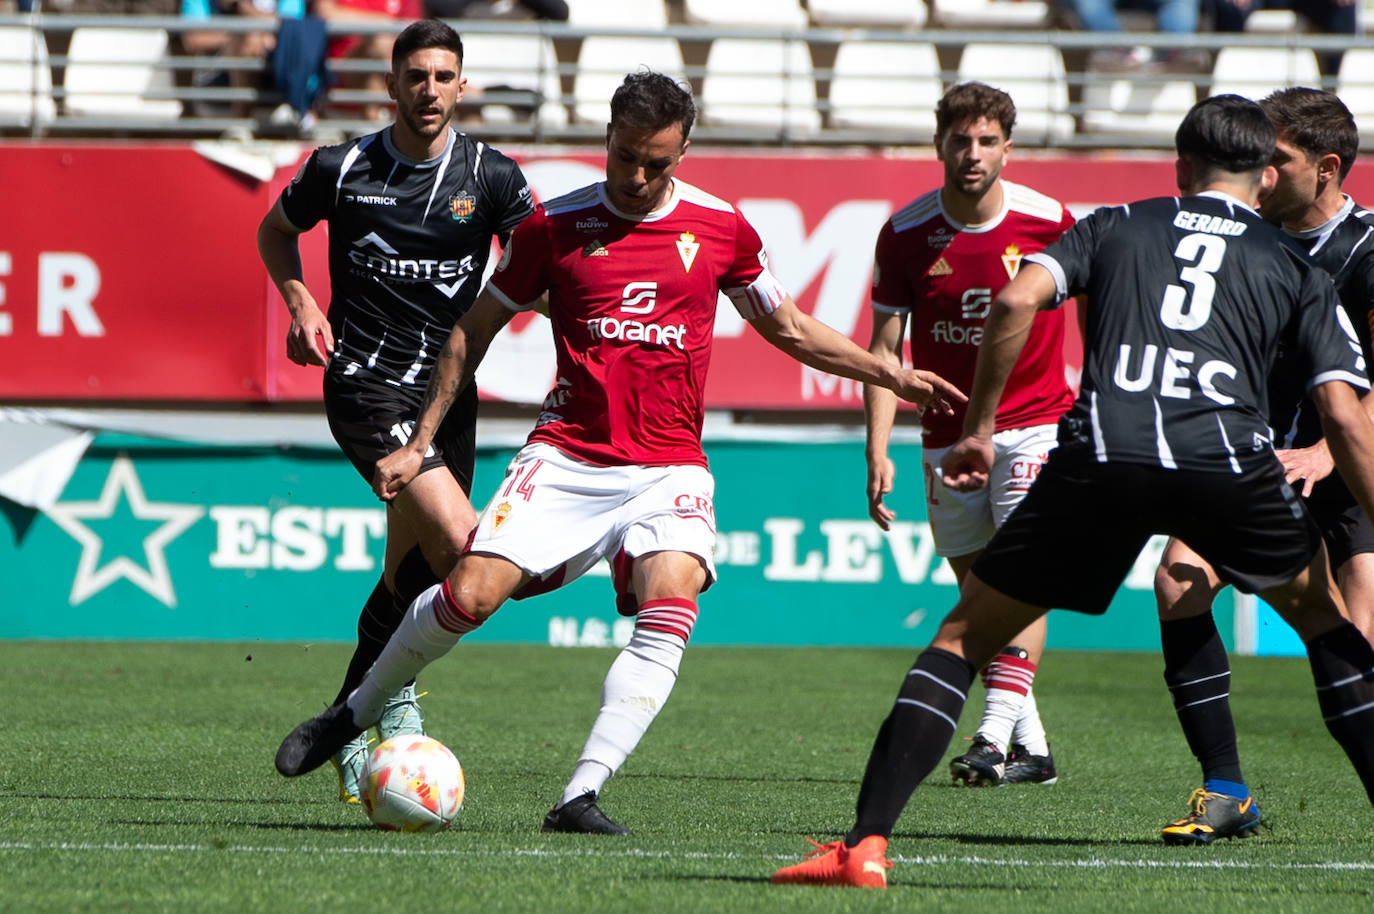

{"left": 2, "top": 641, "right": 1372, "bottom": 913}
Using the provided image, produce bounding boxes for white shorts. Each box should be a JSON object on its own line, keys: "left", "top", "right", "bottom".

{"left": 921, "top": 423, "right": 1059, "bottom": 558}
{"left": 469, "top": 442, "right": 718, "bottom": 602}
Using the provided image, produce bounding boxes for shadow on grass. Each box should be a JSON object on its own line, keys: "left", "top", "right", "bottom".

{"left": 764, "top": 826, "right": 1159, "bottom": 848}
{"left": 5, "top": 792, "right": 324, "bottom": 805}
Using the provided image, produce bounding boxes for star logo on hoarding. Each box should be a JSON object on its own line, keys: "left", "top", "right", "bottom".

{"left": 44, "top": 456, "right": 204, "bottom": 607}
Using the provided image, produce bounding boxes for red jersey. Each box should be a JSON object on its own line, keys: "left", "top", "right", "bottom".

{"left": 872, "top": 180, "right": 1076, "bottom": 448}
{"left": 488, "top": 179, "right": 787, "bottom": 468}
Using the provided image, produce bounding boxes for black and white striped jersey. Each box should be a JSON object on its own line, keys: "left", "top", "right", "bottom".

{"left": 279, "top": 126, "right": 533, "bottom": 388}
{"left": 1266, "top": 197, "right": 1374, "bottom": 448}
{"left": 1027, "top": 190, "right": 1368, "bottom": 473}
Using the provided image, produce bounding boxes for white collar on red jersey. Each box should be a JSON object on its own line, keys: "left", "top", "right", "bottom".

{"left": 597, "top": 179, "right": 682, "bottom": 223}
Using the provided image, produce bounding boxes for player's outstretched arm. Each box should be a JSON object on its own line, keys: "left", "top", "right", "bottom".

{"left": 373, "top": 289, "right": 516, "bottom": 501}
{"left": 749, "top": 297, "right": 965, "bottom": 414}
{"left": 1314, "top": 380, "right": 1374, "bottom": 520}
{"left": 864, "top": 309, "right": 908, "bottom": 531}
{"left": 257, "top": 202, "right": 334, "bottom": 367}
{"left": 960, "top": 262, "right": 1056, "bottom": 440}
{"left": 939, "top": 262, "right": 1057, "bottom": 493}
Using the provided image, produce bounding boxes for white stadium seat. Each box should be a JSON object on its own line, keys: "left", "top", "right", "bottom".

{"left": 807, "top": 0, "right": 927, "bottom": 28}
{"left": 957, "top": 43, "right": 1073, "bottom": 145}
{"left": 1337, "top": 49, "right": 1374, "bottom": 128}
{"left": 574, "top": 37, "right": 685, "bottom": 124}
{"left": 1081, "top": 73, "right": 1197, "bottom": 142}
{"left": 683, "top": 0, "right": 808, "bottom": 29}
{"left": 930, "top": 0, "right": 1052, "bottom": 28}
{"left": 459, "top": 32, "right": 568, "bottom": 127}
{"left": 63, "top": 27, "right": 182, "bottom": 119}
{"left": 701, "top": 38, "right": 821, "bottom": 134}
{"left": 827, "top": 40, "right": 941, "bottom": 135}
{"left": 566, "top": 0, "right": 668, "bottom": 28}
{"left": 0, "top": 26, "right": 56, "bottom": 127}
{"left": 1208, "top": 47, "right": 1321, "bottom": 101}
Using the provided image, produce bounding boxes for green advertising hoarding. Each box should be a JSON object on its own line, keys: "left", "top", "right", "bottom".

{"left": 1, "top": 431, "right": 1218, "bottom": 652}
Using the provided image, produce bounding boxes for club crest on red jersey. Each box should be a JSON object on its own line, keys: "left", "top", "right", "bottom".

{"left": 449, "top": 190, "right": 476, "bottom": 222}
{"left": 1001, "top": 244, "right": 1023, "bottom": 280}
{"left": 676, "top": 232, "right": 699, "bottom": 272}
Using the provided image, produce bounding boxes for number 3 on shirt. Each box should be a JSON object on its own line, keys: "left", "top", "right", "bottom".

{"left": 1161, "top": 232, "right": 1227, "bottom": 331}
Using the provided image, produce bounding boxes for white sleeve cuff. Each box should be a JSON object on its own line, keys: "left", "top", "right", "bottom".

{"left": 724, "top": 267, "right": 788, "bottom": 320}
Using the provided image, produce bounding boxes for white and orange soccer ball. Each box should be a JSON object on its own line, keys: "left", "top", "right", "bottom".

{"left": 360, "top": 735, "right": 465, "bottom": 832}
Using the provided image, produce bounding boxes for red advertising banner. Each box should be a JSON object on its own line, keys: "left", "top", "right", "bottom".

{"left": 8, "top": 144, "right": 1369, "bottom": 407}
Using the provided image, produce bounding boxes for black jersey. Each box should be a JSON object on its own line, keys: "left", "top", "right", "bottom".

{"left": 1028, "top": 191, "right": 1368, "bottom": 473}
{"left": 1267, "top": 197, "right": 1374, "bottom": 447}
{"left": 278, "top": 126, "right": 533, "bottom": 388}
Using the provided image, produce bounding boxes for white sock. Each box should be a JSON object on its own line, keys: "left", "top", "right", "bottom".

{"left": 559, "top": 625, "right": 686, "bottom": 807}
{"left": 975, "top": 651, "right": 1037, "bottom": 753}
{"left": 347, "top": 582, "right": 480, "bottom": 726}
{"left": 559, "top": 760, "right": 614, "bottom": 807}
{"left": 976, "top": 688, "right": 1025, "bottom": 754}
{"left": 1011, "top": 687, "right": 1051, "bottom": 756}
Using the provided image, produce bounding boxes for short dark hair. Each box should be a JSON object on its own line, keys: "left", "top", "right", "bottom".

{"left": 1261, "top": 87, "right": 1359, "bottom": 182}
{"left": 936, "top": 82, "right": 1016, "bottom": 140}
{"left": 1175, "top": 95, "right": 1275, "bottom": 177}
{"left": 391, "top": 19, "right": 464, "bottom": 72}
{"left": 609, "top": 70, "right": 696, "bottom": 141}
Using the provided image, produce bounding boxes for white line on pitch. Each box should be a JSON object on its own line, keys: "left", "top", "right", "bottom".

{"left": 2, "top": 841, "right": 1373, "bottom": 872}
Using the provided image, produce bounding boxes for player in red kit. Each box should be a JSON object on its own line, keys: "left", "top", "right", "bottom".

{"left": 864, "top": 82, "right": 1075, "bottom": 787}
{"left": 273, "top": 71, "right": 965, "bottom": 834}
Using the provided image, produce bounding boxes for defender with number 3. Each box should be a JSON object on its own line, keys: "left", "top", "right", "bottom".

{"left": 774, "top": 94, "right": 1374, "bottom": 889}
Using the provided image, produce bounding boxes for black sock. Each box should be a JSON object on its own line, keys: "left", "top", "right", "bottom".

{"left": 848, "top": 648, "right": 975, "bottom": 845}
{"left": 331, "top": 549, "right": 438, "bottom": 706}
{"left": 1160, "top": 613, "right": 1244, "bottom": 785}
{"left": 1306, "top": 622, "right": 1374, "bottom": 805}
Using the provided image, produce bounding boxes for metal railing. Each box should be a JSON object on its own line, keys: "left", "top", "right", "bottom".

{"left": 3, "top": 12, "right": 1373, "bottom": 148}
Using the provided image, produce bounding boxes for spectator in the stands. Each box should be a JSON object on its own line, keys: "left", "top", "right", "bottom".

{"left": 182, "top": 0, "right": 307, "bottom": 120}
{"left": 1060, "top": 0, "right": 1207, "bottom": 71}
{"left": 1211, "top": 0, "right": 1356, "bottom": 34}
{"left": 315, "top": 0, "right": 422, "bottom": 122}
{"left": 1210, "top": 1, "right": 1356, "bottom": 73}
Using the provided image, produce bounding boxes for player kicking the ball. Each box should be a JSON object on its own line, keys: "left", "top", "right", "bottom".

{"left": 274, "top": 71, "right": 964, "bottom": 834}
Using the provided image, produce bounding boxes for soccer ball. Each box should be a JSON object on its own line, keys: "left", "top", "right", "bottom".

{"left": 360, "top": 735, "right": 465, "bottom": 832}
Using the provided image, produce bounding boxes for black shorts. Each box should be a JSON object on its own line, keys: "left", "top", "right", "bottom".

{"left": 972, "top": 447, "right": 1322, "bottom": 614}
{"left": 1306, "top": 473, "right": 1374, "bottom": 569}
{"left": 323, "top": 371, "right": 478, "bottom": 495}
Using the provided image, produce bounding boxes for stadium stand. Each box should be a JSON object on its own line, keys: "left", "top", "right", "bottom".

{"left": 956, "top": 41, "right": 1074, "bottom": 144}
{"left": 682, "top": 0, "right": 808, "bottom": 30}
{"left": 1208, "top": 45, "right": 1323, "bottom": 101}
{"left": 458, "top": 28, "right": 566, "bottom": 126}
{"left": 2, "top": 8, "right": 1372, "bottom": 147}
{"left": 928, "top": 0, "right": 1053, "bottom": 29}
{"left": 826, "top": 38, "right": 940, "bottom": 135}
{"left": 0, "top": 24, "right": 56, "bottom": 127}
{"left": 1338, "top": 47, "right": 1374, "bottom": 127}
{"left": 565, "top": 0, "right": 667, "bottom": 28}
{"left": 573, "top": 35, "right": 685, "bottom": 124}
{"left": 700, "top": 36, "right": 820, "bottom": 136}
{"left": 806, "top": 0, "right": 927, "bottom": 29}
{"left": 63, "top": 26, "right": 183, "bottom": 120}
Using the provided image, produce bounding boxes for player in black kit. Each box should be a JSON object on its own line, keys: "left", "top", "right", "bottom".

{"left": 772, "top": 95, "right": 1374, "bottom": 889}
{"left": 1153, "top": 87, "right": 1374, "bottom": 844}
{"left": 256, "top": 18, "right": 533, "bottom": 802}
